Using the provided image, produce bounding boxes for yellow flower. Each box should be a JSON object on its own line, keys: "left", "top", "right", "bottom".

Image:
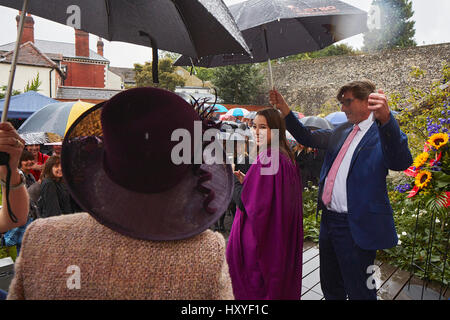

{"left": 415, "top": 170, "right": 432, "bottom": 189}
{"left": 412, "top": 152, "right": 429, "bottom": 169}
{"left": 428, "top": 133, "right": 449, "bottom": 150}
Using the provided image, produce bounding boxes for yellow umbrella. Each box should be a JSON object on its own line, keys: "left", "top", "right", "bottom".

{"left": 18, "top": 100, "right": 95, "bottom": 137}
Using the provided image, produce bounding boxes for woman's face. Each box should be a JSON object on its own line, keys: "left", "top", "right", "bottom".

{"left": 52, "top": 163, "right": 63, "bottom": 178}
{"left": 252, "top": 115, "right": 271, "bottom": 147}
{"left": 20, "top": 159, "right": 34, "bottom": 172}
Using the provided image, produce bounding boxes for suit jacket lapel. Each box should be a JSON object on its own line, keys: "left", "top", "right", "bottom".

{"left": 348, "top": 122, "right": 377, "bottom": 174}
{"left": 330, "top": 125, "right": 352, "bottom": 164}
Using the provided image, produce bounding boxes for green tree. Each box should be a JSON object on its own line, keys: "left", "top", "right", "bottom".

{"left": 24, "top": 72, "right": 42, "bottom": 92}
{"left": 0, "top": 86, "right": 21, "bottom": 99}
{"left": 0, "top": 73, "right": 42, "bottom": 99}
{"left": 195, "top": 67, "right": 214, "bottom": 87}
{"left": 363, "top": 0, "right": 416, "bottom": 52}
{"left": 212, "top": 64, "right": 264, "bottom": 104}
{"left": 134, "top": 57, "right": 185, "bottom": 92}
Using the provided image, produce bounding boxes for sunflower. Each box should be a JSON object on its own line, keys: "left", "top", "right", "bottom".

{"left": 412, "top": 152, "right": 429, "bottom": 169}
{"left": 415, "top": 170, "right": 432, "bottom": 189}
{"left": 428, "top": 133, "right": 449, "bottom": 150}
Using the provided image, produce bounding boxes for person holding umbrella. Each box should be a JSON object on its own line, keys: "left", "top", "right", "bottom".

{"left": 270, "top": 81, "right": 413, "bottom": 300}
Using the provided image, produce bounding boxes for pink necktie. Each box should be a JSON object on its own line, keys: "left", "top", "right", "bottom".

{"left": 322, "top": 125, "right": 360, "bottom": 207}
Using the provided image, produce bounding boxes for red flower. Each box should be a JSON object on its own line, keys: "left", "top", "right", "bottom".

{"left": 404, "top": 166, "right": 418, "bottom": 177}
{"left": 444, "top": 192, "right": 450, "bottom": 208}
{"left": 407, "top": 186, "right": 420, "bottom": 198}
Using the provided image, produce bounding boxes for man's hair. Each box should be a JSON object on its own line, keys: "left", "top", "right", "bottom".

{"left": 337, "top": 80, "right": 376, "bottom": 101}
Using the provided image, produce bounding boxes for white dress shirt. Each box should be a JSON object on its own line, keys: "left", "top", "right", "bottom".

{"left": 325, "top": 113, "right": 374, "bottom": 213}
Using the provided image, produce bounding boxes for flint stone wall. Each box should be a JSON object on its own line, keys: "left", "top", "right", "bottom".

{"left": 265, "top": 43, "right": 450, "bottom": 115}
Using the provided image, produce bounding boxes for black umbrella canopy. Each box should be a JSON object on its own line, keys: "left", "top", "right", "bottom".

{"left": 0, "top": 0, "right": 250, "bottom": 59}
{"left": 175, "top": 0, "right": 367, "bottom": 67}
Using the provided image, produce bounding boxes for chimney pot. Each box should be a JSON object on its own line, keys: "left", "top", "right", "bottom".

{"left": 97, "top": 37, "right": 104, "bottom": 56}
{"left": 16, "top": 12, "right": 34, "bottom": 44}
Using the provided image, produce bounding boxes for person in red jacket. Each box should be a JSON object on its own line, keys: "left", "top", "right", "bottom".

{"left": 25, "top": 144, "right": 49, "bottom": 181}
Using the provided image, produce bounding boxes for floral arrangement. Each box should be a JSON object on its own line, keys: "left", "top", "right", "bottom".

{"left": 397, "top": 102, "right": 450, "bottom": 210}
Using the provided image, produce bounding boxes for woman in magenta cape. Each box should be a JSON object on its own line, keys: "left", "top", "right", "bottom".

{"left": 227, "top": 108, "right": 303, "bottom": 300}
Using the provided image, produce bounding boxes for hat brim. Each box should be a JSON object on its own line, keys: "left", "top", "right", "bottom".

{"left": 62, "top": 102, "right": 234, "bottom": 241}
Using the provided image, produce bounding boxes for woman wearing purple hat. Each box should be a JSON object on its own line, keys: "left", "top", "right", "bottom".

{"left": 227, "top": 108, "right": 303, "bottom": 300}
{"left": 7, "top": 87, "right": 235, "bottom": 300}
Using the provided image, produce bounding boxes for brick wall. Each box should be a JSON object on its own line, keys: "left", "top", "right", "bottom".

{"left": 62, "top": 62, "right": 106, "bottom": 88}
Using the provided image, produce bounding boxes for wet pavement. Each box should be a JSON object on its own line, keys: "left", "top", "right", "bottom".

{"left": 213, "top": 212, "right": 449, "bottom": 300}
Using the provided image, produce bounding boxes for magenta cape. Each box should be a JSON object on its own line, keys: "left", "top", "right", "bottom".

{"left": 226, "top": 149, "right": 303, "bottom": 300}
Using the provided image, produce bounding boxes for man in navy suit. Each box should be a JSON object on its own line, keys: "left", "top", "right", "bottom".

{"left": 270, "top": 81, "right": 412, "bottom": 300}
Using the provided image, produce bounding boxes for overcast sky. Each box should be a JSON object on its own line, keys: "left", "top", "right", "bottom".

{"left": 0, "top": 0, "right": 449, "bottom": 68}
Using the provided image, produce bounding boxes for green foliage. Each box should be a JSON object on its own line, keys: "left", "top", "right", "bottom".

{"left": 301, "top": 182, "right": 321, "bottom": 242}
{"left": 380, "top": 193, "right": 449, "bottom": 284}
{"left": 134, "top": 57, "right": 186, "bottom": 92}
{"left": 442, "top": 62, "right": 450, "bottom": 84}
{"left": 390, "top": 64, "right": 450, "bottom": 154}
{"left": 382, "top": 64, "right": 450, "bottom": 285}
{"left": 0, "top": 85, "right": 21, "bottom": 99}
{"left": 277, "top": 43, "right": 359, "bottom": 63}
{"left": 195, "top": 67, "right": 214, "bottom": 87}
{"left": 0, "top": 73, "right": 42, "bottom": 99}
{"left": 363, "top": 0, "right": 416, "bottom": 51}
{"left": 410, "top": 66, "right": 427, "bottom": 79}
{"left": 0, "top": 244, "right": 17, "bottom": 261}
{"left": 24, "top": 73, "right": 42, "bottom": 92}
{"left": 211, "top": 64, "right": 264, "bottom": 104}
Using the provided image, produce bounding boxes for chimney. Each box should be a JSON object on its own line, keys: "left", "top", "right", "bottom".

{"left": 75, "top": 29, "right": 89, "bottom": 57}
{"left": 16, "top": 12, "right": 34, "bottom": 44}
{"left": 97, "top": 37, "right": 104, "bottom": 56}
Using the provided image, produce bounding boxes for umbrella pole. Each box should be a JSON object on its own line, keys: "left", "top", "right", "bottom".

{"left": 267, "top": 57, "right": 274, "bottom": 90}
{"left": 1, "top": 0, "right": 29, "bottom": 122}
{"left": 262, "top": 27, "right": 274, "bottom": 93}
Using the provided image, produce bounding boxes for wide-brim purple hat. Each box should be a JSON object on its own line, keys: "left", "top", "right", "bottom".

{"left": 61, "top": 87, "right": 233, "bottom": 241}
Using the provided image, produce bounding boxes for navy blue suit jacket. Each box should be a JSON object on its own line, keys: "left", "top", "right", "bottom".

{"left": 285, "top": 112, "right": 413, "bottom": 250}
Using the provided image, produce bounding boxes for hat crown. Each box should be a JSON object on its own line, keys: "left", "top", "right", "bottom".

{"left": 101, "top": 87, "right": 200, "bottom": 193}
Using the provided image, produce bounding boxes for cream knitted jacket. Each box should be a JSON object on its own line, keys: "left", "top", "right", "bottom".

{"left": 7, "top": 212, "right": 234, "bottom": 300}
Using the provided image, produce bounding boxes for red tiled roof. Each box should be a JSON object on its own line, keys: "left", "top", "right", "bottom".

{"left": 1, "top": 41, "right": 58, "bottom": 69}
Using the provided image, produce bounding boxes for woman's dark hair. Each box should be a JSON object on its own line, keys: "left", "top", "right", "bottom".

{"left": 255, "top": 108, "right": 295, "bottom": 162}
{"left": 41, "top": 155, "right": 61, "bottom": 181}
{"left": 19, "top": 150, "right": 34, "bottom": 168}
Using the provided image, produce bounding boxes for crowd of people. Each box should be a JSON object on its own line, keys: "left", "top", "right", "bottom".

{"left": 0, "top": 80, "right": 413, "bottom": 300}
{"left": 1, "top": 141, "right": 77, "bottom": 257}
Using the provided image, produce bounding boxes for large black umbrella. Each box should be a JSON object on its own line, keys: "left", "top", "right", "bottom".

{"left": 175, "top": 0, "right": 368, "bottom": 87}
{"left": 0, "top": 0, "right": 250, "bottom": 59}
{"left": 0, "top": 0, "right": 251, "bottom": 121}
